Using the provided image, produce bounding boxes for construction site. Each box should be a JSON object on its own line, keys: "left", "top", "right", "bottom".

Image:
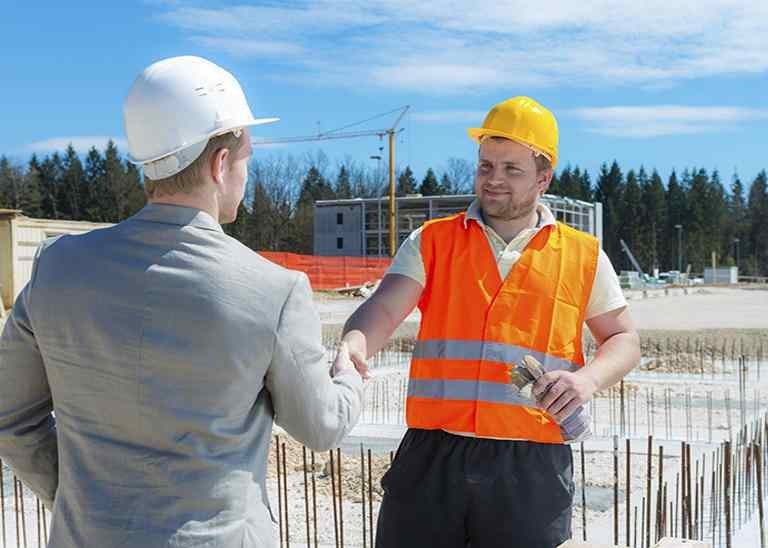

{"left": 1, "top": 283, "right": 767, "bottom": 547}
{"left": 1, "top": 148, "right": 766, "bottom": 548}
{"left": 0, "top": 156, "right": 766, "bottom": 548}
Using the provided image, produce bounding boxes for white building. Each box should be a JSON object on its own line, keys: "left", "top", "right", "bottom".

{"left": 0, "top": 209, "right": 112, "bottom": 313}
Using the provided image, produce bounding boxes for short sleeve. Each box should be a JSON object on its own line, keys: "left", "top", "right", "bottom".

{"left": 585, "top": 249, "right": 628, "bottom": 320}
{"left": 386, "top": 227, "right": 426, "bottom": 286}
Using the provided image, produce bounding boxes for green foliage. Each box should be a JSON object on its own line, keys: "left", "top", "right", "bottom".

{"left": 419, "top": 168, "right": 441, "bottom": 196}
{"left": 1, "top": 145, "right": 767, "bottom": 275}
{"left": 396, "top": 166, "right": 417, "bottom": 196}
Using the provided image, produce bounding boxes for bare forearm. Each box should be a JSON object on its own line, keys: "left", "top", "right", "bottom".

{"left": 577, "top": 331, "right": 640, "bottom": 392}
{"left": 342, "top": 298, "right": 400, "bottom": 358}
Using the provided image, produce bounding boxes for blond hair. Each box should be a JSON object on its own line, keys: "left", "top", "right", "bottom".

{"left": 144, "top": 131, "right": 244, "bottom": 199}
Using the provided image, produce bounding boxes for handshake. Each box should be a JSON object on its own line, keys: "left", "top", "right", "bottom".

{"left": 330, "top": 331, "right": 370, "bottom": 380}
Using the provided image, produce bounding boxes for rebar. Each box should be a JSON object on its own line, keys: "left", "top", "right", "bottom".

{"left": 330, "top": 450, "right": 339, "bottom": 548}
{"left": 581, "top": 441, "right": 587, "bottom": 541}
{"left": 368, "top": 449, "right": 374, "bottom": 547}
{"left": 626, "top": 438, "right": 631, "bottom": 546}
{"left": 758, "top": 442, "right": 766, "bottom": 548}
{"left": 360, "top": 445, "right": 366, "bottom": 548}
{"left": 303, "top": 447, "right": 311, "bottom": 548}
{"left": 311, "top": 451, "right": 318, "bottom": 548}
{"left": 645, "top": 436, "right": 652, "bottom": 548}
{"left": 0, "top": 459, "right": 6, "bottom": 548}
{"left": 276, "top": 439, "right": 283, "bottom": 548}
{"left": 282, "top": 443, "right": 290, "bottom": 548}
{"left": 337, "top": 448, "right": 343, "bottom": 548}
{"left": 614, "top": 435, "right": 619, "bottom": 546}
{"left": 725, "top": 441, "right": 732, "bottom": 548}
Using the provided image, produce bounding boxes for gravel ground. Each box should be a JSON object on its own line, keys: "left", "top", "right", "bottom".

{"left": 317, "top": 286, "right": 768, "bottom": 335}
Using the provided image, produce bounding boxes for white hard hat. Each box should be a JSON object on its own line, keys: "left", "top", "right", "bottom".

{"left": 123, "top": 56, "right": 278, "bottom": 180}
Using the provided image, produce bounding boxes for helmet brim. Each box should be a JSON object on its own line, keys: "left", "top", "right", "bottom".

{"left": 467, "top": 127, "right": 557, "bottom": 168}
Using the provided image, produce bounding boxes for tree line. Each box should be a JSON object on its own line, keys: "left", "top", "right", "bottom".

{"left": 1, "top": 142, "right": 767, "bottom": 276}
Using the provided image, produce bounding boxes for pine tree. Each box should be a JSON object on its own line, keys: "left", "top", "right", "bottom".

{"left": 578, "top": 168, "right": 593, "bottom": 201}
{"left": 250, "top": 181, "right": 274, "bottom": 250}
{"left": 727, "top": 173, "right": 748, "bottom": 271}
{"left": 748, "top": 171, "right": 768, "bottom": 274}
{"left": 558, "top": 166, "right": 574, "bottom": 198}
{"left": 223, "top": 202, "right": 251, "bottom": 241}
{"left": 618, "top": 169, "right": 643, "bottom": 271}
{"left": 439, "top": 174, "right": 452, "bottom": 195}
{"left": 396, "top": 166, "right": 417, "bottom": 196}
{"left": 684, "top": 168, "right": 711, "bottom": 272}
{"left": 38, "top": 152, "right": 64, "bottom": 219}
{"left": 548, "top": 171, "right": 561, "bottom": 196}
{"left": 419, "top": 168, "right": 441, "bottom": 196}
{"left": 291, "top": 167, "right": 333, "bottom": 254}
{"left": 19, "top": 160, "right": 42, "bottom": 216}
{"left": 665, "top": 170, "right": 687, "bottom": 271}
{"left": 335, "top": 165, "right": 353, "bottom": 199}
{"left": 639, "top": 169, "right": 667, "bottom": 271}
{"left": 707, "top": 170, "right": 728, "bottom": 266}
{"left": 0, "top": 156, "right": 19, "bottom": 209}
{"left": 84, "top": 147, "right": 106, "bottom": 220}
{"left": 594, "top": 161, "right": 624, "bottom": 267}
{"left": 59, "top": 145, "right": 84, "bottom": 219}
{"left": 122, "top": 161, "right": 146, "bottom": 218}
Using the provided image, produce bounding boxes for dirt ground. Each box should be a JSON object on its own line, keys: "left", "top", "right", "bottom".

{"left": 319, "top": 286, "right": 768, "bottom": 343}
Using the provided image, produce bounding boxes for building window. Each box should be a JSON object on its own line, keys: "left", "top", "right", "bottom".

{"left": 337, "top": 212, "right": 344, "bottom": 225}
{"left": 337, "top": 237, "right": 344, "bottom": 249}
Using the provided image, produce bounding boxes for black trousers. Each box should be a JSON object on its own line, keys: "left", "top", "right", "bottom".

{"left": 375, "top": 429, "right": 574, "bottom": 548}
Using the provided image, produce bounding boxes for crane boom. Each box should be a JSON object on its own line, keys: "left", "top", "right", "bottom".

{"left": 250, "top": 106, "right": 410, "bottom": 256}
{"left": 253, "top": 128, "right": 389, "bottom": 146}
{"left": 619, "top": 239, "right": 644, "bottom": 275}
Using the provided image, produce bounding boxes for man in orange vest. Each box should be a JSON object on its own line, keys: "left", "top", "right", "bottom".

{"left": 341, "top": 97, "right": 641, "bottom": 547}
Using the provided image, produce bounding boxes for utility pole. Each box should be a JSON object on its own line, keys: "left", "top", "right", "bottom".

{"left": 388, "top": 129, "right": 397, "bottom": 256}
{"left": 253, "top": 106, "right": 410, "bottom": 258}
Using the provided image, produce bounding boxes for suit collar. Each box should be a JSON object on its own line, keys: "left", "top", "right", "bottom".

{"left": 132, "top": 203, "right": 223, "bottom": 232}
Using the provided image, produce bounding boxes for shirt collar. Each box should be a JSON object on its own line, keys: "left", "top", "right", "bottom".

{"left": 131, "top": 203, "right": 224, "bottom": 232}
{"left": 463, "top": 199, "right": 556, "bottom": 230}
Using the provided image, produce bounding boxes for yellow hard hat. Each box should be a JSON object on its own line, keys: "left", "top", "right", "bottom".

{"left": 467, "top": 96, "right": 559, "bottom": 168}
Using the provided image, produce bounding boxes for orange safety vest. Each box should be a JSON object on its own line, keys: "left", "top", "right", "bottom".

{"left": 406, "top": 212, "right": 599, "bottom": 443}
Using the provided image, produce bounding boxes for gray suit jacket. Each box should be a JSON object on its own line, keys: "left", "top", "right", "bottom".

{"left": 0, "top": 204, "right": 363, "bottom": 547}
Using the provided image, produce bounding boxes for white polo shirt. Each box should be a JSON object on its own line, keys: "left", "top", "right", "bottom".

{"left": 388, "top": 200, "right": 627, "bottom": 320}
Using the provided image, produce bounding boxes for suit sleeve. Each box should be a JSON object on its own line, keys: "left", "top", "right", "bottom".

{"left": 0, "top": 244, "right": 58, "bottom": 509}
{"left": 265, "top": 272, "right": 363, "bottom": 451}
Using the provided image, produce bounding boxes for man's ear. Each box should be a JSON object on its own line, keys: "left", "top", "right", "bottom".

{"left": 538, "top": 169, "right": 553, "bottom": 196}
{"left": 210, "top": 147, "right": 230, "bottom": 185}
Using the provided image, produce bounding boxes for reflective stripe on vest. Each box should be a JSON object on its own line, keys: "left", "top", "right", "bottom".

{"left": 406, "top": 213, "right": 599, "bottom": 443}
{"left": 412, "top": 339, "right": 581, "bottom": 374}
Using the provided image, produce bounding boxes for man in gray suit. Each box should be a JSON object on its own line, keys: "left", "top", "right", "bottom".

{"left": 0, "top": 56, "right": 364, "bottom": 547}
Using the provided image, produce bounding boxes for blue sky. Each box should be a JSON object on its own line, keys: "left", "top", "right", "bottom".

{"left": 3, "top": 1, "right": 768, "bottom": 185}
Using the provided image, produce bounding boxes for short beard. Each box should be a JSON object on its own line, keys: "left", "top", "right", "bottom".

{"left": 481, "top": 193, "right": 538, "bottom": 222}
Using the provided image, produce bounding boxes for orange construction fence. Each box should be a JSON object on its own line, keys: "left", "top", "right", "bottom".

{"left": 259, "top": 252, "right": 392, "bottom": 290}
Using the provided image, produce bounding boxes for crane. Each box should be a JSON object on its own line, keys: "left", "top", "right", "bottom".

{"left": 252, "top": 106, "right": 410, "bottom": 257}
{"left": 619, "top": 239, "right": 644, "bottom": 275}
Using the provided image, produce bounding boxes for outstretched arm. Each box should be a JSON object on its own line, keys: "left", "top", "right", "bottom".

{"left": 341, "top": 274, "right": 423, "bottom": 377}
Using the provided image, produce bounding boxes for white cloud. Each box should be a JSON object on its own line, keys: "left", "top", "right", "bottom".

{"left": 570, "top": 106, "right": 768, "bottom": 138}
{"left": 25, "top": 136, "right": 128, "bottom": 153}
{"left": 152, "top": 1, "right": 768, "bottom": 93}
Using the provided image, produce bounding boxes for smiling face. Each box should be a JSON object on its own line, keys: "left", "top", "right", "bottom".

{"left": 474, "top": 137, "right": 552, "bottom": 222}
